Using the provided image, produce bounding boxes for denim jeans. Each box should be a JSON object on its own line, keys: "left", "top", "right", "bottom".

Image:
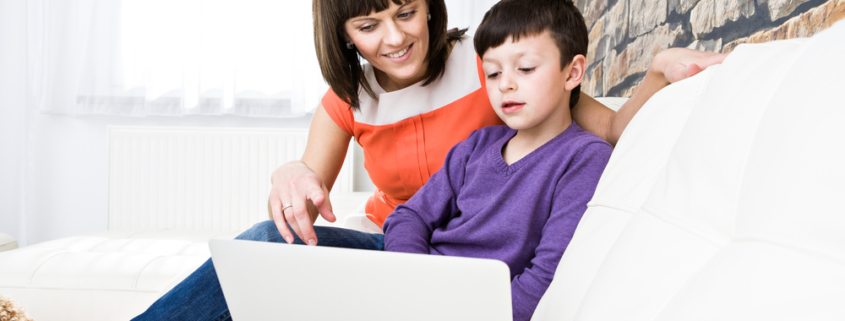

{"left": 132, "top": 220, "right": 385, "bottom": 321}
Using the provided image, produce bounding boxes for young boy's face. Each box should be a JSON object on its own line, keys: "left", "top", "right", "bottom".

{"left": 481, "top": 31, "right": 575, "bottom": 132}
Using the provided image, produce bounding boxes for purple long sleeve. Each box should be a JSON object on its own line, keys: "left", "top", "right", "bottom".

{"left": 383, "top": 124, "right": 611, "bottom": 321}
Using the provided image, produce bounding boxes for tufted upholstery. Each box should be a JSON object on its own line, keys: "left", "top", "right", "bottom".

{"left": 0, "top": 230, "right": 241, "bottom": 320}
{"left": 533, "top": 20, "right": 845, "bottom": 321}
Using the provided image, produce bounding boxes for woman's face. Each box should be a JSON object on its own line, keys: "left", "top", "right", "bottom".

{"left": 344, "top": 0, "right": 430, "bottom": 89}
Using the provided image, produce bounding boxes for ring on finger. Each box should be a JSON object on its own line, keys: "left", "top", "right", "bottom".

{"left": 281, "top": 203, "right": 293, "bottom": 212}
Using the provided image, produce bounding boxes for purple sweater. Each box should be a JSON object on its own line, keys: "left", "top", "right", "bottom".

{"left": 382, "top": 123, "right": 612, "bottom": 321}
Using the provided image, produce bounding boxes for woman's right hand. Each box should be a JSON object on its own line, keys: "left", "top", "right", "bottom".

{"left": 268, "top": 160, "right": 337, "bottom": 246}
{"left": 651, "top": 47, "right": 729, "bottom": 84}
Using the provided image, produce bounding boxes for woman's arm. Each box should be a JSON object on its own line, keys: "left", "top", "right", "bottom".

{"left": 268, "top": 103, "right": 352, "bottom": 245}
{"left": 572, "top": 48, "right": 728, "bottom": 146}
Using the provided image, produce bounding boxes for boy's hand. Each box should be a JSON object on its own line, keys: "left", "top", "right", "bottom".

{"left": 652, "top": 48, "right": 729, "bottom": 84}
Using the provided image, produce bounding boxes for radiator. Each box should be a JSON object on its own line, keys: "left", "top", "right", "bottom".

{"left": 107, "top": 126, "right": 354, "bottom": 231}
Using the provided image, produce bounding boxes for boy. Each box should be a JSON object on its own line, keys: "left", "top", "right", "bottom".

{"left": 382, "top": 0, "right": 611, "bottom": 320}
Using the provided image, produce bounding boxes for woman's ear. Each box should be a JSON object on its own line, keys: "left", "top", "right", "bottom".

{"left": 564, "top": 54, "right": 586, "bottom": 91}
{"left": 341, "top": 30, "right": 352, "bottom": 44}
{"left": 342, "top": 32, "right": 355, "bottom": 50}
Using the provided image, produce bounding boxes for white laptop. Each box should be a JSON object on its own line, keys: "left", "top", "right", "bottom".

{"left": 209, "top": 239, "right": 513, "bottom": 321}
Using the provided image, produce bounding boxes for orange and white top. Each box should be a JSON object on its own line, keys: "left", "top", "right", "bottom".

{"left": 322, "top": 37, "right": 503, "bottom": 227}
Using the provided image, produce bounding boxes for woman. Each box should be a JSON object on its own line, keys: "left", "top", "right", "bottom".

{"left": 134, "top": 0, "right": 725, "bottom": 319}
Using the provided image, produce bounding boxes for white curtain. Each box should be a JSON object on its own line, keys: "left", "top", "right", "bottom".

{"left": 26, "top": 0, "right": 497, "bottom": 117}
{"left": 27, "top": 0, "right": 324, "bottom": 117}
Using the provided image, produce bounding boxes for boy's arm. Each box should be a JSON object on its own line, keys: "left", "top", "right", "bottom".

{"left": 572, "top": 48, "right": 727, "bottom": 146}
{"left": 510, "top": 142, "right": 612, "bottom": 321}
{"left": 382, "top": 135, "right": 474, "bottom": 254}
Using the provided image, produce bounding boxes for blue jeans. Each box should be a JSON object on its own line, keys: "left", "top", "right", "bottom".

{"left": 132, "top": 220, "right": 385, "bottom": 321}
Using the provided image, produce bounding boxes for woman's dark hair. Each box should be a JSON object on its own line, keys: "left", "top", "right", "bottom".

{"left": 313, "top": 0, "right": 466, "bottom": 111}
{"left": 473, "top": 0, "right": 588, "bottom": 108}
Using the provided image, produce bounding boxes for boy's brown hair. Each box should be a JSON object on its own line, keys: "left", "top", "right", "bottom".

{"left": 473, "top": 0, "right": 588, "bottom": 108}
{"left": 313, "top": 0, "right": 466, "bottom": 111}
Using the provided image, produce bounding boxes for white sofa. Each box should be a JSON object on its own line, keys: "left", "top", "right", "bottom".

{"left": 533, "top": 19, "right": 845, "bottom": 321}
{"left": 2, "top": 20, "right": 844, "bottom": 321}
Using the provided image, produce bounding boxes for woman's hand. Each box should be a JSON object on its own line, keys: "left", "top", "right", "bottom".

{"left": 600, "top": 48, "right": 728, "bottom": 145}
{"left": 266, "top": 103, "right": 351, "bottom": 246}
{"left": 268, "top": 161, "right": 337, "bottom": 246}
{"left": 651, "top": 48, "right": 729, "bottom": 84}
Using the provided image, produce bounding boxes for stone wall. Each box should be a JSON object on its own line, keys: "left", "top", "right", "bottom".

{"left": 580, "top": 0, "right": 845, "bottom": 97}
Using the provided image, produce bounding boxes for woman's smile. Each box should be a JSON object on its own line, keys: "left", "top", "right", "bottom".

{"left": 384, "top": 43, "right": 413, "bottom": 62}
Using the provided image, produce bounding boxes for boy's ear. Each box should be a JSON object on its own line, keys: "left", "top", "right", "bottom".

{"left": 564, "top": 54, "right": 586, "bottom": 91}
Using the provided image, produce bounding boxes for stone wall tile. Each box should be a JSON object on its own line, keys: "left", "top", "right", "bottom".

{"left": 691, "top": 0, "right": 755, "bottom": 36}
{"left": 604, "top": 24, "right": 685, "bottom": 93}
{"left": 581, "top": 0, "right": 608, "bottom": 29}
{"left": 587, "top": 19, "right": 606, "bottom": 65}
{"left": 630, "top": 0, "right": 668, "bottom": 36}
{"left": 691, "top": 0, "right": 716, "bottom": 35}
{"left": 620, "top": 84, "right": 640, "bottom": 99}
{"left": 808, "top": 0, "right": 845, "bottom": 32}
{"left": 722, "top": 38, "right": 748, "bottom": 53}
{"left": 606, "top": 0, "right": 630, "bottom": 48}
{"left": 587, "top": 0, "right": 628, "bottom": 64}
{"left": 603, "top": 48, "right": 623, "bottom": 95}
{"left": 761, "top": 0, "right": 812, "bottom": 21}
{"left": 575, "top": 0, "right": 590, "bottom": 13}
{"left": 687, "top": 38, "right": 723, "bottom": 52}
{"left": 583, "top": 63, "right": 604, "bottom": 97}
{"left": 670, "top": 0, "right": 700, "bottom": 14}
{"left": 723, "top": 0, "right": 845, "bottom": 52}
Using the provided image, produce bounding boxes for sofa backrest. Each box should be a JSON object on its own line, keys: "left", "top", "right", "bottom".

{"left": 534, "top": 20, "right": 845, "bottom": 321}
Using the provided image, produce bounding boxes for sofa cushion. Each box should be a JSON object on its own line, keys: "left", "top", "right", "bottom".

{"left": 0, "top": 233, "right": 17, "bottom": 252}
{"left": 0, "top": 229, "right": 240, "bottom": 321}
{"left": 534, "top": 20, "right": 845, "bottom": 321}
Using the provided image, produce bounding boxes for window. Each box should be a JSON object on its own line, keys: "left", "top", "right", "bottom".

{"left": 29, "top": 0, "right": 324, "bottom": 117}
